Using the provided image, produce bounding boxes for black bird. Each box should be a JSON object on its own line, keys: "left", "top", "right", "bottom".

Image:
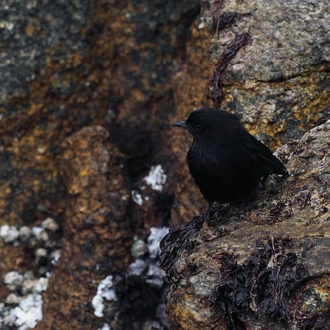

{"left": 173, "top": 108, "right": 288, "bottom": 206}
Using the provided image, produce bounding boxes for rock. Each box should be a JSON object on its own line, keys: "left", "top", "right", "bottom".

{"left": 147, "top": 227, "right": 170, "bottom": 259}
{"left": 169, "top": 0, "right": 330, "bottom": 222}
{"left": 0, "top": 0, "right": 201, "bottom": 327}
{"left": 161, "top": 120, "right": 330, "bottom": 329}
{"left": 19, "top": 226, "right": 32, "bottom": 241}
{"left": 0, "top": 0, "right": 200, "bottom": 234}
{"left": 5, "top": 293, "right": 21, "bottom": 304}
{"left": 36, "top": 126, "right": 132, "bottom": 330}
{"left": 21, "top": 279, "right": 42, "bottom": 295}
{"left": 30, "top": 226, "right": 49, "bottom": 242}
{"left": 4, "top": 271, "right": 24, "bottom": 293}
{"left": 0, "top": 225, "right": 19, "bottom": 243}
{"left": 50, "top": 249, "right": 61, "bottom": 264}
{"left": 35, "top": 248, "right": 47, "bottom": 258}
{"left": 23, "top": 271, "right": 35, "bottom": 280}
{"left": 131, "top": 239, "right": 148, "bottom": 259}
{"left": 204, "top": 0, "right": 330, "bottom": 144}
{"left": 4, "top": 271, "right": 24, "bottom": 287}
{"left": 41, "top": 218, "right": 59, "bottom": 232}
{"left": 0, "top": 0, "right": 329, "bottom": 328}
{"left": 37, "top": 230, "right": 49, "bottom": 242}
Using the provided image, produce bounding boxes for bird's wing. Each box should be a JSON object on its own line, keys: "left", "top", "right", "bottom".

{"left": 242, "top": 133, "right": 288, "bottom": 175}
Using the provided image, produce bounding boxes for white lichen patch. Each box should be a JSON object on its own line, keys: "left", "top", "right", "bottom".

{"left": 146, "top": 263, "right": 165, "bottom": 288}
{"left": 92, "top": 275, "right": 117, "bottom": 318}
{"left": 10, "top": 294, "right": 43, "bottom": 329}
{"left": 4, "top": 271, "right": 24, "bottom": 286}
{"left": 147, "top": 227, "right": 169, "bottom": 259}
{"left": 127, "top": 259, "right": 146, "bottom": 276}
{"left": 1, "top": 217, "right": 61, "bottom": 328}
{"left": 31, "top": 226, "right": 43, "bottom": 238}
{"left": 50, "top": 249, "right": 61, "bottom": 264}
{"left": 0, "top": 224, "right": 19, "bottom": 242}
{"left": 19, "top": 226, "right": 32, "bottom": 241}
{"left": 31, "top": 226, "right": 49, "bottom": 242}
{"left": 2, "top": 270, "right": 48, "bottom": 329}
{"left": 143, "top": 165, "right": 167, "bottom": 191}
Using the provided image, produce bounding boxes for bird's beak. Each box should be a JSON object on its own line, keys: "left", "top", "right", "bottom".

{"left": 172, "top": 120, "right": 188, "bottom": 129}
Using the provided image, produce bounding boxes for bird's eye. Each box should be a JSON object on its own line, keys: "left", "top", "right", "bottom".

{"left": 196, "top": 124, "right": 202, "bottom": 131}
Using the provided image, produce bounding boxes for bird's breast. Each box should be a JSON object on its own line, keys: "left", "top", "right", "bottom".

{"left": 187, "top": 141, "right": 226, "bottom": 175}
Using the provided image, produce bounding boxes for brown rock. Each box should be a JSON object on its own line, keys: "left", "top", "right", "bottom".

{"left": 162, "top": 120, "right": 330, "bottom": 329}
{"left": 0, "top": 0, "right": 201, "bottom": 230}
{"left": 36, "top": 126, "right": 132, "bottom": 330}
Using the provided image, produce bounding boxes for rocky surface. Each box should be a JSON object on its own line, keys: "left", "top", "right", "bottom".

{"left": 35, "top": 126, "right": 132, "bottom": 329}
{"left": 0, "top": 0, "right": 200, "bottom": 328}
{"left": 169, "top": 0, "right": 330, "bottom": 222}
{"left": 161, "top": 120, "right": 330, "bottom": 329}
{"left": 0, "top": 0, "right": 329, "bottom": 329}
{"left": 205, "top": 0, "right": 330, "bottom": 143}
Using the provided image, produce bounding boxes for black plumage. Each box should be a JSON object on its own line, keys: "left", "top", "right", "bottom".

{"left": 173, "top": 108, "right": 288, "bottom": 205}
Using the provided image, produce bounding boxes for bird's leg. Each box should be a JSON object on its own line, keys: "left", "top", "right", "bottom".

{"left": 201, "top": 202, "right": 218, "bottom": 228}
{"left": 260, "top": 175, "right": 267, "bottom": 189}
{"left": 202, "top": 204, "right": 211, "bottom": 221}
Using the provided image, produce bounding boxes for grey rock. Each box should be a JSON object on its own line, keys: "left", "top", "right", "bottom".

{"left": 0, "top": 0, "right": 89, "bottom": 99}
{"left": 5, "top": 293, "right": 20, "bottom": 304}
{"left": 0, "top": 224, "right": 19, "bottom": 242}
{"left": 209, "top": 1, "right": 330, "bottom": 81}
{"left": 130, "top": 239, "right": 148, "bottom": 259}
{"left": 19, "top": 226, "right": 32, "bottom": 241}
{"left": 4, "top": 271, "right": 23, "bottom": 288}
{"left": 203, "top": 0, "right": 330, "bottom": 143}
{"left": 163, "top": 120, "right": 330, "bottom": 329}
{"left": 41, "top": 217, "right": 59, "bottom": 232}
{"left": 35, "top": 247, "right": 47, "bottom": 258}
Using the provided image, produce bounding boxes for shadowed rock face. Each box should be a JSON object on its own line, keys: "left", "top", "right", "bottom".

{"left": 161, "top": 120, "right": 330, "bottom": 330}
{"left": 0, "top": 0, "right": 201, "bottom": 229}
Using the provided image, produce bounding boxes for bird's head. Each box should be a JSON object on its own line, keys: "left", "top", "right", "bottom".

{"left": 173, "top": 108, "right": 240, "bottom": 140}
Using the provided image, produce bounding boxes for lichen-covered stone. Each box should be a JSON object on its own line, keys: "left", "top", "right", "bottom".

{"left": 36, "top": 126, "right": 132, "bottom": 330}
{"left": 162, "top": 120, "right": 330, "bottom": 329}
{"left": 169, "top": 0, "right": 330, "bottom": 223}
{"left": 0, "top": 0, "right": 329, "bottom": 328}
{"left": 206, "top": 0, "right": 330, "bottom": 144}
{"left": 0, "top": 0, "right": 201, "bottom": 328}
